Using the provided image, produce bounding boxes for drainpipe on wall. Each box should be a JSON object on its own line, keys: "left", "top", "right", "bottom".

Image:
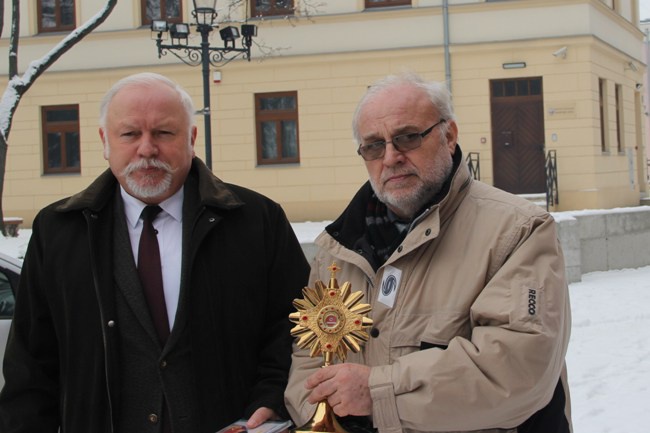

{"left": 642, "top": 28, "right": 650, "bottom": 184}
{"left": 443, "top": 0, "right": 451, "bottom": 91}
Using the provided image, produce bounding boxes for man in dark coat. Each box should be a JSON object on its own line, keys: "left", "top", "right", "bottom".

{"left": 0, "top": 72, "right": 310, "bottom": 433}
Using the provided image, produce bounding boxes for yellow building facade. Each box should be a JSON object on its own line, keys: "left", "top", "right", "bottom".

{"left": 1, "top": 0, "right": 647, "bottom": 225}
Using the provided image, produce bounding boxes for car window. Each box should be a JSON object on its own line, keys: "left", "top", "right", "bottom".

{"left": 0, "top": 270, "right": 15, "bottom": 319}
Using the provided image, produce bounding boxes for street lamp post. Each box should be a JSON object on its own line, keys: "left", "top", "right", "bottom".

{"left": 151, "top": 0, "right": 257, "bottom": 170}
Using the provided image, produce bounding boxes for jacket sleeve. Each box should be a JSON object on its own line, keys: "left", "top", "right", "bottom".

{"left": 0, "top": 212, "right": 61, "bottom": 432}
{"left": 243, "top": 204, "right": 311, "bottom": 420}
{"left": 369, "top": 214, "right": 571, "bottom": 432}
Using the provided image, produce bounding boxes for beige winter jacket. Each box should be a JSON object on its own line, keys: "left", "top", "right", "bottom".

{"left": 285, "top": 156, "right": 572, "bottom": 433}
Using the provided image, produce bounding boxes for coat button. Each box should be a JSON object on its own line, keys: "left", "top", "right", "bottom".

{"left": 148, "top": 413, "right": 159, "bottom": 424}
{"left": 160, "top": 360, "right": 168, "bottom": 369}
{"left": 107, "top": 320, "right": 115, "bottom": 327}
{"left": 425, "top": 228, "right": 431, "bottom": 236}
{"left": 397, "top": 246, "right": 403, "bottom": 253}
{"left": 370, "top": 327, "right": 380, "bottom": 338}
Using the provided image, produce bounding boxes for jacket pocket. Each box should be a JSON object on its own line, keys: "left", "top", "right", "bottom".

{"left": 388, "top": 311, "right": 471, "bottom": 358}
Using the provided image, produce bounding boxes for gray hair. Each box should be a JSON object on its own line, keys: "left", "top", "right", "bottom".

{"left": 351, "top": 72, "right": 456, "bottom": 143}
{"left": 99, "top": 72, "right": 196, "bottom": 129}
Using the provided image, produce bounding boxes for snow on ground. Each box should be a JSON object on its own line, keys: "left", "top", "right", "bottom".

{"left": 1, "top": 226, "right": 649, "bottom": 432}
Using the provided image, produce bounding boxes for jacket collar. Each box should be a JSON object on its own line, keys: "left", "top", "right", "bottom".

{"left": 55, "top": 158, "right": 244, "bottom": 213}
{"left": 417, "top": 145, "right": 472, "bottom": 229}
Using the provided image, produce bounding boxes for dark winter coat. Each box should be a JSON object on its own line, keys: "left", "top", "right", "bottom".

{"left": 0, "top": 158, "right": 310, "bottom": 433}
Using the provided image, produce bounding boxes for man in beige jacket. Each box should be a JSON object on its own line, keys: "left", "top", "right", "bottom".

{"left": 284, "top": 72, "right": 572, "bottom": 433}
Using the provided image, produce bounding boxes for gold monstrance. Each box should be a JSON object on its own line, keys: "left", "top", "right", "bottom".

{"left": 289, "top": 263, "right": 373, "bottom": 433}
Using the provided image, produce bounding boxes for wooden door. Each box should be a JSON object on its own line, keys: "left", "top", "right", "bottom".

{"left": 490, "top": 78, "right": 546, "bottom": 194}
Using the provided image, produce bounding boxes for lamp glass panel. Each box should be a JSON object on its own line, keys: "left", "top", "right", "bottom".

{"left": 194, "top": 0, "right": 217, "bottom": 10}
{"left": 193, "top": 0, "right": 216, "bottom": 25}
{"left": 241, "top": 24, "right": 257, "bottom": 37}
{"left": 176, "top": 23, "right": 190, "bottom": 34}
{"left": 171, "top": 23, "right": 190, "bottom": 38}
{"left": 151, "top": 20, "right": 168, "bottom": 32}
{"left": 220, "top": 26, "right": 240, "bottom": 41}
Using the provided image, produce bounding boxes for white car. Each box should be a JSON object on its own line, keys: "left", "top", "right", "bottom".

{"left": 0, "top": 252, "right": 22, "bottom": 391}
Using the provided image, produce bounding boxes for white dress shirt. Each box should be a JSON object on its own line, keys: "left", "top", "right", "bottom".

{"left": 121, "top": 187, "right": 183, "bottom": 329}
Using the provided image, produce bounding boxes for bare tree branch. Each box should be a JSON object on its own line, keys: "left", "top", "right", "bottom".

{"left": 8, "top": 0, "right": 118, "bottom": 100}
{"left": 0, "top": 0, "right": 118, "bottom": 235}
{"left": 8, "top": 0, "right": 18, "bottom": 77}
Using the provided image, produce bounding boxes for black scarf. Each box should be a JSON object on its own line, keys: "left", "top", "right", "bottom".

{"left": 364, "top": 194, "right": 409, "bottom": 269}
{"left": 361, "top": 149, "right": 461, "bottom": 269}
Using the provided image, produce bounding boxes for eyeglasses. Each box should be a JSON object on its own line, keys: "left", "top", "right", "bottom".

{"left": 357, "top": 119, "right": 447, "bottom": 161}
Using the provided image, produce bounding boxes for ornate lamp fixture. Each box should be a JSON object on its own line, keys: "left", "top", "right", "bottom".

{"left": 150, "top": 0, "right": 257, "bottom": 169}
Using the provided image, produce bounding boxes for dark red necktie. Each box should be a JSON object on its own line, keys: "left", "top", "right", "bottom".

{"left": 138, "top": 205, "right": 170, "bottom": 344}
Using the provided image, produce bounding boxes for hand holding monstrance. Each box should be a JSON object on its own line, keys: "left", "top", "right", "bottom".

{"left": 288, "top": 263, "right": 373, "bottom": 433}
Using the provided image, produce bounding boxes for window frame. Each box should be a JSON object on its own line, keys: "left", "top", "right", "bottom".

{"left": 37, "top": 0, "right": 76, "bottom": 33}
{"left": 365, "top": 0, "right": 411, "bottom": 9}
{"left": 255, "top": 91, "right": 300, "bottom": 166}
{"left": 490, "top": 77, "right": 542, "bottom": 99}
{"left": 141, "top": 0, "right": 184, "bottom": 26}
{"left": 41, "top": 104, "right": 82, "bottom": 175}
{"left": 615, "top": 83, "right": 624, "bottom": 154}
{"left": 599, "top": 78, "right": 610, "bottom": 154}
{"left": 250, "top": 0, "right": 295, "bottom": 18}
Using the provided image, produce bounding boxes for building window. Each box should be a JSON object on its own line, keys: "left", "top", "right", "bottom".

{"left": 37, "top": 0, "right": 76, "bottom": 33}
{"left": 365, "top": 0, "right": 411, "bottom": 8}
{"left": 599, "top": 78, "right": 609, "bottom": 153}
{"left": 251, "top": 0, "right": 294, "bottom": 17}
{"left": 41, "top": 105, "right": 81, "bottom": 174}
{"left": 142, "top": 0, "right": 183, "bottom": 25}
{"left": 491, "top": 77, "right": 542, "bottom": 98}
{"left": 255, "top": 92, "right": 299, "bottom": 165}
{"left": 615, "top": 84, "right": 624, "bottom": 153}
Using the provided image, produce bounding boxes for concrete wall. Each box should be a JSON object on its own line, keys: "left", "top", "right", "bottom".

{"left": 555, "top": 206, "right": 650, "bottom": 282}
{"left": 300, "top": 206, "right": 650, "bottom": 284}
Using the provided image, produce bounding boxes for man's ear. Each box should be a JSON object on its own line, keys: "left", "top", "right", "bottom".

{"left": 99, "top": 128, "right": 109, "bottom": 160}
{"left": 446, "top": 120, "right": 459, "bottom": 154}
{"left": 190, "top": 125, "right": 197, "bottom": 157}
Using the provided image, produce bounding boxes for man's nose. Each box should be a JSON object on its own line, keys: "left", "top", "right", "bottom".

{"left": 137, "top": 134, "right": 158, "bottom": 157}
{"left": 382, "top": 141, "right": 405, "bottom": 166}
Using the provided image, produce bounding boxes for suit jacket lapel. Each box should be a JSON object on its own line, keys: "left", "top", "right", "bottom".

{"left": 164, "top": 172, "right": 202, "bottom": 350}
